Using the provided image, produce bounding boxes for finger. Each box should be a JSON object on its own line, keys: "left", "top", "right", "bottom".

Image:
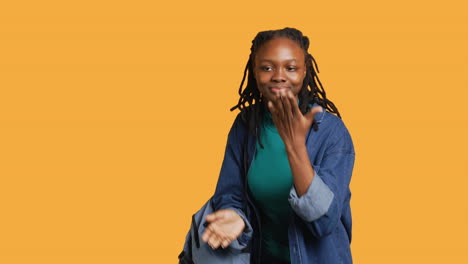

{"left": 206, "top": 210, "right": 226, "bottom": 223}
{"left": 267, "top": 101, "right": 276, "bottom": 116}
{"left": 274, "top": 92, "right": 285, "bottom": 122}
{"left": 268, "top": 96, "right": 281, "bottom": 126}
{"left": 202, "top": 220, "right": 221, "bottom": 242}
{"left": 281, "top": 90, "right": 294, "bottom": 133}
{"left": 269, "top": 97, "right": 282, "bottom": 122}
{"left": 221, "top": 239, "right": 231, "bottom": 249}
{"left": 305, "top": 105, "right": 323, "bottom": 124}
{"left": 205, "top": 223, "right": 220, "bottom": 248}
{"left": 278, "top": 91, "right": 293, "bottom": 132}
{"left": 209, "top": 234, "right": 222, "bottom": 249}
{"left": 270, "top": 102, "right": 283, "bottom": 130}
{"left": 287, "top": 90, "right": 301, "bottom": 117}
{"left": 201, "top": 224, "right": 213, "bottom": 242}
{"left": 206, "top": 213, "right": 216, "bottom": 222}
{"left": 280, "top": 90, "right": 294, "bottom": 121}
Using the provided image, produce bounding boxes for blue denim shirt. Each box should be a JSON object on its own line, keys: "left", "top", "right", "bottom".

{"left": 212, "top": 105, "right": 356, "bottom": 264}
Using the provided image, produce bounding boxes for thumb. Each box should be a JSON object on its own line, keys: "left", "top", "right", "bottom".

{"left": 305, "top": 105, "right": 323, "bottom": 124}
{"left": 206, "top": 210, "right": 226, "bottom": 222}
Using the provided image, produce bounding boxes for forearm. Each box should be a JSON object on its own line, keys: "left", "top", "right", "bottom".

{"left": 285, "top": 142, "right": 314, "bottom": 197}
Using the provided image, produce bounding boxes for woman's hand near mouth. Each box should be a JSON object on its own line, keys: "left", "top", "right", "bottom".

{"left": 267, "top": 89, "right": 322, "bottom": 148}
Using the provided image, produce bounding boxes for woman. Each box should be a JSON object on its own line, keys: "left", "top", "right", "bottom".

{"left": 201, "top": 27, "right": 355, "bottom": 264}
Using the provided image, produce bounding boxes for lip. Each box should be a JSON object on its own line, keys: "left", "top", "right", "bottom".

{"left": 269, "top": 87, "right": 290, "bottom": 93}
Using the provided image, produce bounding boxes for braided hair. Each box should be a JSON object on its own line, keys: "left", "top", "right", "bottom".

{"left": 230, "top": 27, "right": 341, "bottom": 147}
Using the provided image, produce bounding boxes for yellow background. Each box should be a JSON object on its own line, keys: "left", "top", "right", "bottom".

{"left": 1, "top": 0, "right": 467, "bottom": 263}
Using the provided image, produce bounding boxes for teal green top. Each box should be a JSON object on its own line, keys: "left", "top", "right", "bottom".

{"left": 247, "top": 110, "right": 293, "bottom": 262}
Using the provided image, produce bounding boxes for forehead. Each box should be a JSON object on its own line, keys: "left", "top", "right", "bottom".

{"left": 255, "top": 37, "right": 305, "bottom": 62}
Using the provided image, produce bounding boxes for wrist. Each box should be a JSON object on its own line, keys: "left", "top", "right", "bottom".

{"left": 285, "top": 141, "right": 307, "bottom": 156}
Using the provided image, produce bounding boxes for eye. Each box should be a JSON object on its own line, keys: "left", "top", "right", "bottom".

{"left": 261, "top": 66, "right": 273, "bottom": 71}
{"left": 287, "top": 66, "right": 297, "bottom": 71}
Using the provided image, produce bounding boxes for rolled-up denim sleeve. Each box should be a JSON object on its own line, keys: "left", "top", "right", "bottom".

{"left": 287, "top": 120, "right": 355, "bottom": 238}
{"left": 228, "top": 208, "right": 253, "bottom": 250}
{"left": 288, "top": 170, "right": 334, "bottom": 222}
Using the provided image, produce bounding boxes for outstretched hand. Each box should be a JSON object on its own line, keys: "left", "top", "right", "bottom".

{"left": 267, "top": 89, "right": 323, "bottom": 148}
{"left": 201, "top": 209, "right": 245, "bottom": 250}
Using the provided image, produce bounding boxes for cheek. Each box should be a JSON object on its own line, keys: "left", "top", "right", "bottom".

{"left": 256, "top": 75, "right": 272, "bottom": 97}
{"left": 256, "top": 73, "right": 271, "bottom": 86}
{"left": 290, "top": 72, "right": 305, "bottom": 85}
{"left": 254, "top": 76, "right": 266, "bottom": 92}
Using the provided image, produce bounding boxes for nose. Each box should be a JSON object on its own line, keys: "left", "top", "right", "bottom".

{"left": 271, "top": 68, "right": 286, "bottom": 82}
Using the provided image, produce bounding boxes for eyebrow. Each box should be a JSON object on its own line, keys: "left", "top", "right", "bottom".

{"left": 259, "top": 59, "right": 297, "bottom": 63}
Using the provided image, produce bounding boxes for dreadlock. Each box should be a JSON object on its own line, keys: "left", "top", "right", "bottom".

{"left": 230, "top": 27, "right": 341, "bottom": 148}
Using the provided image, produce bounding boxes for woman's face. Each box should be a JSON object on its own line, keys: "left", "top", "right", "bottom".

{"left": 253, "top": 37, "right": 307, "bottom": 103}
